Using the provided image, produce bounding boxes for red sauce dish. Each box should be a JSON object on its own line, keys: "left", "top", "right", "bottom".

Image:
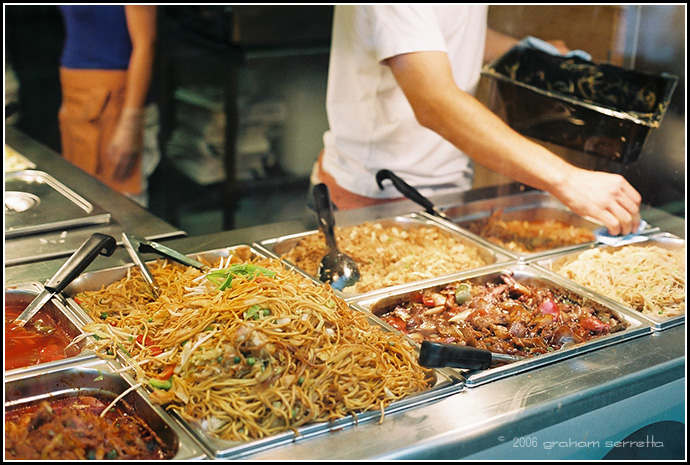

{"left": 5, "top": 303, "right": 76, "bottom": 370}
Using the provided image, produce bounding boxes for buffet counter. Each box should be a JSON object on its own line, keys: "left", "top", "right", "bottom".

{"left": 4, "top": 124, "right": 685, "bottom": 460}
{"left": 5, "top": 171, "right": 685, "bottom": 459}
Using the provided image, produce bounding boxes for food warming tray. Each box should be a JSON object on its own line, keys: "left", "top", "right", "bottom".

{"left": 354, "top": 262, "right": 651, "bottom": 387}
{"left": 257, "top": 212, "right": 511, "bottom": 301}
{"left": 61, "top": 244, "right": 463, "bottom": 459}
{"left": 435, "top": 190, "right": 644, "bottom": 261}
{"left": 534, "top": 233, "right": 686, "bottom": 331}
{"left": 4, "top": 358, "right": 208, "bottom": 460}
{"left": 5, "top": 170, "right": 111, "bottom": 238}
{"left": 482, "top": 46, "right": 678, "bottom": 163}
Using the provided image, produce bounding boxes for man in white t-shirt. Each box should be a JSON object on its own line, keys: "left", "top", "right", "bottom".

{"left": 311, "top": 5, "right": 641, "bottom": 236}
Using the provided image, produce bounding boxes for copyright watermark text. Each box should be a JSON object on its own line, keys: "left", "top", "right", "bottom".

{"left": 498, "top": 435, "right": 665, "bottom": 450}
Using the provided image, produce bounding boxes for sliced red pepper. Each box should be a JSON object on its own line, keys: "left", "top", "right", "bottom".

{"left": 148, "top": 346, "right": 163, "bottom": 357}
{"left": 159, "top": 364, "right": 175, "bottom": 380}
{"left": 384, "top": 316, "right": 408, "bottom": 333}
{"left": 409, "top": 291, "right": 424, "bottom": 303}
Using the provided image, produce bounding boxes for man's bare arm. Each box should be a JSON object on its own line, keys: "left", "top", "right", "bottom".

{"left": 384, "top": 51, "right": 640, "bottom": 235}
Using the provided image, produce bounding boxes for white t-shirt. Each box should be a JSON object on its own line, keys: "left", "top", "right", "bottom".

{"left": 320, "top": 5, "right": 488, "bottom": 199}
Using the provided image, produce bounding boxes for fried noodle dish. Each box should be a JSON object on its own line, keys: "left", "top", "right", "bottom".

{"left": 281, "top": 222, "right": 488, "bottom": 293}
{"left": 555, "top": 245, "right": 686, "bottom": 318}
{"left": 467, "top": 210, "right": 595, "bottom": 253}
{"left": 71, "top": 247, "right": 431, "bottom": 442}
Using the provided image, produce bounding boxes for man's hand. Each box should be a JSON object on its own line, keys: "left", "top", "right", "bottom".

{"left": 554, "top": 168, "right": 641, "bottom": 236}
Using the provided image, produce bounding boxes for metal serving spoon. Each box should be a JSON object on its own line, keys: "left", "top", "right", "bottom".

{"left": 313, "top": 183, "right": 360, "bottom": 291}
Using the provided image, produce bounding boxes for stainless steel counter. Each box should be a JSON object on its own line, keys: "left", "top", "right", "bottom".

{"left": 4, "top": 131, "right": 685, "bottom": 459}
{"left": 4, "top": 125, "right": 185, "bottom": 266}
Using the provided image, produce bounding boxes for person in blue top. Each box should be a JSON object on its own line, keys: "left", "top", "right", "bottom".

{"left": 58, "top": 5, "right": 157, "bottom": 204}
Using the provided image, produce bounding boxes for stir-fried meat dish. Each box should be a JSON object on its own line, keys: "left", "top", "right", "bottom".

{"left": 466, "top": 210, "right": 595, "bottom": 253}
{"left": 5, "top": 396, "right": 172, "bottom": 460}
{"left": 378, "top": 272, "right": 628, "bottom": 357}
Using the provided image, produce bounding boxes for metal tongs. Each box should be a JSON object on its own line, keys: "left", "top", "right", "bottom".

{"left": 121, "top": 233, "right": 209, "bottom": 298}
{"left": 14, "top": 233, "right": 117, "bottom": 327}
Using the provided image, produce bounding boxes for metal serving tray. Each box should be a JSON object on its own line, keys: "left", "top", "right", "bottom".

{"left": 354, "top": 262, "right": 651, "bottom": 387}
{"left": 5, "top": 170, "right": 111, "bottom": 238}
{"left": 4, "top": 358, "right": 208, "bottom": 460}
{"left": 438, "top": 190, "right": 610, "bottom": 261}
{"left": 534, "top": 233, "right": 686, "bottom": 331}
{"left": 257, "top": 213, "right": 510, "bottom": 301}
{"left": 61, "top": 244, "right": 463, "bottom": 459}
{"left": 5, "top": 283, "right": 94, "bottom": 374}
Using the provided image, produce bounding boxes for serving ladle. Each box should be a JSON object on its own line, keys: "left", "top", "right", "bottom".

{"left": 313, "top": 183, "right": 360, "bottom": 291}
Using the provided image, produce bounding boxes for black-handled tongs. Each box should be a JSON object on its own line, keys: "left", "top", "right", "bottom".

{"left": 419, "top": 341, "right": 523, "bottom": 370}
{"left": 15, "top": 233, "right": 117, "bottom": 326}
{"left": 121, "top": 233, "right": 209, "bottom": 298}
{"left": 375, "top": 169, "right": 451, "bottom": 221}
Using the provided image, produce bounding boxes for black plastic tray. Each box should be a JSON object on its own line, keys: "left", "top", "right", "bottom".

{"left": 482, "top": 46, "right": 678, "bottom": 163}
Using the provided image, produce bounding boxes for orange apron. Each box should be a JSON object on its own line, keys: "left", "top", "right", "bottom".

{"left": 58, "top": 68, "right": 142, "bottom": 195}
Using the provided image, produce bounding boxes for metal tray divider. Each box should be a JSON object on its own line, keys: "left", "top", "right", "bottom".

{"left": 4, "top": 352, "right": 104, "bottom": 382}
